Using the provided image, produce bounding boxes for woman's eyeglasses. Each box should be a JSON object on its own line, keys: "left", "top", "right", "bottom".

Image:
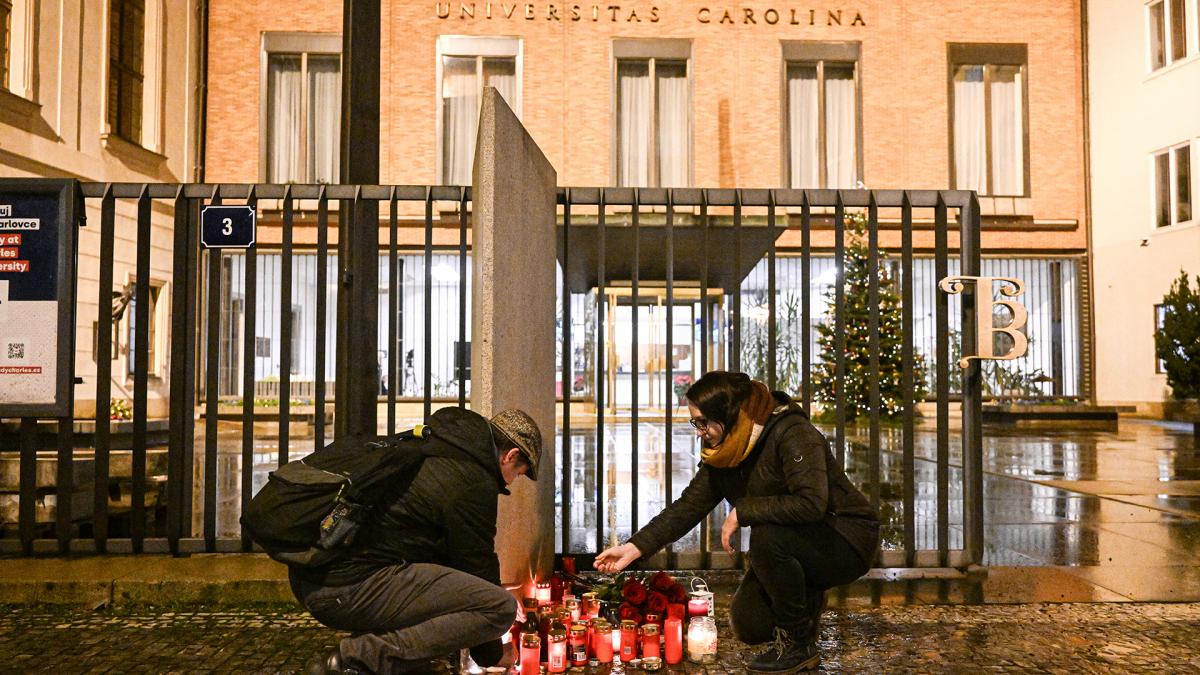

{"left": 689, "top": 417, "right": 711, "bottom": 431}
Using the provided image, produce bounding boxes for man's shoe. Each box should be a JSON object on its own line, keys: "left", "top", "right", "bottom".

{"left": 746, "top": 627, "right": 820, "bottom": 673}
{"left": 306, "top": 649, "right": 362, "bottom": 675}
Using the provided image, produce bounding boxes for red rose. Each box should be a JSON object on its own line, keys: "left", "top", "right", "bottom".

{"left": 668, "top": 584, "right": 689, "bottom": 604}
{"left": 618, "top": 602, "right": 643, "bottom": 624}
{"left": 645, "top": 591, "right": 669, "bottom": 614}
{"left": 648, "top": 571, "right": 675, "bottom": 592}
{"left": 622, "top": 579, "right": 647, "bottom": 605}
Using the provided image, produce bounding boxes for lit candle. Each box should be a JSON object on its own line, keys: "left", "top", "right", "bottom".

{"left": 547, "top": 627, "right": 567, "bottom": 673}
{"left": 564, "top": 597, "right": 581, "bottom": 622}
{"left": 593, "top": 620, "right": 614, "bottom": 663}
{"left": 664, "top": 617, "right": 683, "bottom": 665}
{"left": 535, "top": 582, "right": 552, "bottom": 606}
{"left": 569, "top": 625, "right": 588, "bottom": 667}
{"left": 640, "top": 623, "right": 661, "bottom": 659}
{"left": 581, "top": 592, "right": 598, "bottom": 619}
{"left": 686, "top": 596, "right": 709, "bottom": 618}
{"left": 619, "top": 620, "right": 638, "bottom": 662}
{"left": 520, "top": 632, "right": 541, "bottom": 675}
{"left": 686, "top": 617, "right": 718, "bottom": 664}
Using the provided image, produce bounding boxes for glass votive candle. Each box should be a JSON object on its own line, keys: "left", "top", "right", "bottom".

{"left": 519, "top": 632, "right": 541, "bottom": 675}
{"left": 564, "top": 597, "right": 581, "bottom": 622}
{"left": 641, "top": 656, "right": 663, "bottom": 672}
{"left": 640, "top": 623, "right": 661, "bottom": 659}
{"left": 547, "top": 627, "right": 567, "bottom": 673}
{"left": 569, "top": 624, "right": 588, "bottom": 667}
{"left": 663, "top": 616, "right": 683, "bottom": 665}
{"left": 581, "top": 592, "right": 600, "bottom": 619}
{"left": 686, "top": 616, "right": 718, "bottom": 664}
{"left": 535, "top": 582, "right": 552, "bottom": 606}
{"left": 593, "top": 620, "right": 613, "bottom": 663}
{"left": 619, "top": 620, "right": 638, "bottom": 662}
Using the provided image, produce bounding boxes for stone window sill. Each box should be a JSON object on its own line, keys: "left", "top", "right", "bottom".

{"left": 0, "top": 87, "right": 41, "bottom": 118}
{"left": 102, "top": 132, "right": 168, "bottom": 167}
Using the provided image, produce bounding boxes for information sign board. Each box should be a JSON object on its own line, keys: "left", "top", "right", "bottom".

{"left": 0, "top": 179, "right": 79, "bottom": 417}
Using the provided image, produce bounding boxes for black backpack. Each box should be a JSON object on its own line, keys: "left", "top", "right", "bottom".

{"left": 240, "top": 426, "right": 431, "bottom": 567}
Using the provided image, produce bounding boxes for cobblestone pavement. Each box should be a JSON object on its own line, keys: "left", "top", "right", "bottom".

{"left": 3, "top": 602, "right": 1199, "bottom": 674}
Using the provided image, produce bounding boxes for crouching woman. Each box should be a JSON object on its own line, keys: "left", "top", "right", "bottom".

{"left": 595, "top": 371, "right": 880, "bottom": 673}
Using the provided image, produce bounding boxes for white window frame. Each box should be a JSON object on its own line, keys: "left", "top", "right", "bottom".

{"left": 124, "top": 276, "right": 168, "bottom": 380}
{"left": 1146, "top": 0, "right": 1198, "bottom": 71}
{"left": 948, "top": 43, "right": 1031, "bottom": 198}
{"left": 1152, "top": 140, "right": 1194, "bottom": 230}
{"left": 100, "top": 0, "right": 165, "bottom": 153}
{"left": 258, "top": 32, "right": 342, "bottom": 184}
{"left": 611, "top": 39, "right": 693, "bottom": 189}
{"left": 435, "top": 35, "right": 522, "bottom": 185}
{"left": 781, "top": 41, "right": 863, "bottom": 190}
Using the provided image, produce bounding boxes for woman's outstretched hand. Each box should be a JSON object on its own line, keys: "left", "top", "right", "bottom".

{"left": 594, "top": 542, "right": 642, "bottom": 573}
{"left": 720, "top": 507, "right": 740, "bottom": 554}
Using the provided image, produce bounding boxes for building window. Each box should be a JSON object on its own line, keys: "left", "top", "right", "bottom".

{"left": 439, "top": 36, "right": 520, "bottom": 186}
{"left": 127, "top": 282, "right": 163, "bottom": 378}
{"left": 783, "top": 42, "right": 860, "bottom": 189}
{"left": 108, "top": 0, "right": 145, "bottom": 142}
{"left": 1154, "top": 304, "right": 1169, "bottom": 373}
{"left": 1154, "top": 143, "right": 1193, "bottom": 228}
{"left": 614, "top": 39, "right": 691, "bottom": 188}
{"left": 949, "top": 44, "right": 1029, "bottom": 197}
{"left": 263, "top": 33, "right": 341, "bottom": 184}
{"left": 0, "top": 0, "right": 11, "bottom": 90}
{"left": 1148, "top": 0, "right": 1192, "bottom": 70}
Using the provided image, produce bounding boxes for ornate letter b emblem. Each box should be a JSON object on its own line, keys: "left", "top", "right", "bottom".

{"left": 938, "top": 276, "right": 1029, "bottom": 369}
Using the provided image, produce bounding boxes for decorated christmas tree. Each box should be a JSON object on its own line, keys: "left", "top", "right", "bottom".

{"left": 813, "top": 212, "right": 927, "bottom": 421}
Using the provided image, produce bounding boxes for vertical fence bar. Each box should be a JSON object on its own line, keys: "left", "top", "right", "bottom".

{"left": 131, "top": 186, "right": 152, "bottom": 550}
{"left": 18, "top": 418, "right": 35, "bottom": 553}
{"left": 866, "top": 194, "right": 881, "bottom": 511}
{"left": 595, "top": 189, "right": 607, "bottom": 553}
{"left": 801, "top": 193, "right": 811, "bottom": 416}
{"left": 204, "top": 186, "right": 222, "bottom": 551}
{"left": 731, "top": 191, "right": 742, "bottom": 372}
{"left": 168, "top": 187, "right": 192, "bottom": 553}
{"left": 630, "top": 189, "right": 640, "bottom": 534}
{"left": 279, "top": 188, "right": 294, "bottom": 465}
{"left": 240, "top": 189, "right": 259, "bottom": 551}
{"left": 562, "top": 190, "right": 572, "bottom": 555}
{"left": 699, "top": 192, "right": 711, "bottom": 568}
{"left": 1050, "top": 261, "right": 1065, "bottom": 397}
{"left": 315, "top": 187, "right": 329, "bottom": 450}
{"left": 664, "top": 189, "right": 675, "bottom": 567}
{"left": 833, "top": 194, "right": 846, "bottom": 463}
{"left": 424, "top": 188, "right": 433, "bottom": 420}
{"left": 767, "top": 192, "right": 777, "bottom": 391}
{"left": 56, "top": 413, "right": 73, "bottom": 552}
{"left": 388, "top": 189, "right": 399, "bottom": 435}
{"left": 935, "top": 193, "right": 950, "bottom": 566}
{"left": 960, "top": 194, "right": 984, "bottom": 565}
{"left": 183, "top": 197, "right": 200, "bottom": 539}
{"left": 94, "top": 185, "right": 115, "bottom": 550}
{"left": 901, "top": 192, "right": 916, "bottom": 566}
{"left": 459, "top": 188, "right": 469, "bottom": 409}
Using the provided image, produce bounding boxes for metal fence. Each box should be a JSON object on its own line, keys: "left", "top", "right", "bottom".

{"left": 1, "top": 182, "right": 985, "bottom": 570}
{"left": 555, "top": 187, "right": 985, "bottom": 568}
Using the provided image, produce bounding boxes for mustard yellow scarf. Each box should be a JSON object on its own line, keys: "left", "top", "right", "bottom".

{"left": 700, "top": 381, "right": 776, "bottom": 468}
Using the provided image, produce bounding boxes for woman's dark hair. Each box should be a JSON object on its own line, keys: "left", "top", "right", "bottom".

{"left": 685, "top": 371, "right": 753, "bottom": 431}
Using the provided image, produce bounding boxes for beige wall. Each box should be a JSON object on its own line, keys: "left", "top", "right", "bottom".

{"left": 0, "top": 0, "right": 201, "bottom": 417}
{"left": 1088, "top": 0, "right": 1200, "bottom": 410}
{"left": 206, "top": 0, "right": 1088, "bottom": 252}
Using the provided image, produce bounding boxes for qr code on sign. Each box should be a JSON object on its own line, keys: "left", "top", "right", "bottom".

{"left": 7, "top": 342, "right": 25, "bottom": 361}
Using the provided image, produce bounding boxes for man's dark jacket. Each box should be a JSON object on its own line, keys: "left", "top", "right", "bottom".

{"left": 297, "top": 406, "right": 508, "bottom": 587}
{"left": 629, "top": 392, "right": 881, "bottom": 565}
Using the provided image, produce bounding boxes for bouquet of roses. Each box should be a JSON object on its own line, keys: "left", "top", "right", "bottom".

{"left": 589, "top": 570, "right": 690, "bottom": 626}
